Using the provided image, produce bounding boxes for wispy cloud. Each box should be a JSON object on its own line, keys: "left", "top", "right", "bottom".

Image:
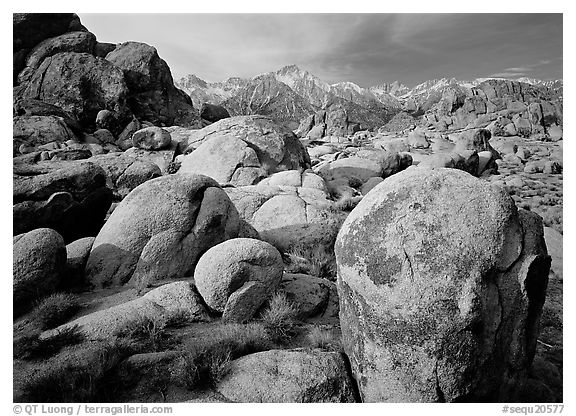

{"left": 489, "top": 72, "right": 527, "bottom": 78}
{"left": 505, "top": 67, "right": 531, "bottom": 72}
{"left": 78, "top": 13, "right": 563, "bottom": 87}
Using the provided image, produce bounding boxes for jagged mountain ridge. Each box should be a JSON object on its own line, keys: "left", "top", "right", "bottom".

{"left": 175, "top": 66, "right": 562, "bottom": 130}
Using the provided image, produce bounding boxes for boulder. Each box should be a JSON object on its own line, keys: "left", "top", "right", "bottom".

{"left": 306, "top": 124, "right": 326, "bottom": 140}
{"left": 43, "top": 281, "right": 209, "bottom": 340}
{"left": 279, "top": 273, "right": 331, "bottom": 319}
{"left": 514, "top": 116, "right": 532, "bottom": 137}
{"left": 92, "top": 129, "right": 116, "bottom": 144}
{"left": 335, "top": 167, "right": 550, "bottom": 402}
{"left": 13, "top": 228, "right": 67, "bottom": 315}
{"left": 360, "top": 177, "right": 384, "bottom": 195}
{"left": 200, "top": 103, "right": 230, "bottom": 123}
{"left": 194, "top": 238, "right": 283, "bottom": 316}
{"left": 132, "top": 126, "right": 172, "bottom": 150}
{"left": 417, "top": 151, "right": 479, "bottom": 176}
{"left": 179, "top": 116, "right": 310, "bottom": 186}
{"left": 453, "top": 129, "right": 499, "bottom": 159}
{"left": 225, "top": 185, "right": 346, "bottom": 252}
{"left": 13, "top": 13, "right": 86, "bottom": 53}
{"left": 87, "top": 153, "right": 161, "bottom": 200}
{"left": 320, "top": 151, "right": 410, "bottom": 186}
{"left": 64, "top": 236, "right": 95, "bottom": 289}
{"left": 85, "top": 174, "right": 240, "bottom": 289}
{"left": 544, "top": 227, "right": 562, "bottom": 280}
{"left": 308, "top": 145, "right": 336, "bottom": 159}
{"left": 124, "top": 144, "right": 179, "bottom": 174}
{"left": 221, "top": 281, "right": 272, "bottom": 324}
{"left": 407, "top": 127, "right": 430, "bottom": 149}
{"left": 547, "top": 125, "right": 562, "bottom": 141}
{"left": 18, "top": 52, "right": 132, "bottom": 129}
{"left": 13, "top": 160, "right": 112, "bottom": 241}
{"left": 13, "top": 99, "right": 82, "bottom": 133}
{"left": 17, "top": 31, "right": 97, "bottom": 84}
{"left": 216, "top": 349, "right": 357, "bottom": 402}
{"left": 116, "top": 118, "right": 142, "bottom": 150}
{"left": 257, "top": 170, "right": 327, "bottom": 192}
{"left": 13, "top": 115, "right": 77, "bottom": 156}
{"left": 106, "top": 41, "right": 197, "bottom": 127}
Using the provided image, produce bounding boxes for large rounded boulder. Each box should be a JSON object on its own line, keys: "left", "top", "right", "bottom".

{"left": 225, "top": 185, "right": 345, "bottom": 252}
{"left": 105, "top": 41, "right": 197, "bottom": 127}
{"left": 335, "top": 167, "right": 550, "bottom": 402}
{"left": 85, "top": 174, "right": 241, "bottom": 289}
{"left": 216, "top": 349, "right": 358, "bottom": 402}
{"left": 13, "top": 228, "right": 67, "bottom": 316}
{"left": 179, "top": 115, "right": 311, "bottom": 186}
{"left": 17, "top": 31, "right": 97, "bottom": 84}
{"left": 19, "top": 52, "right": 131, "bottom": 128}
{"left": 194, "top": 238, "right": 283, "bottom": 321}
{"left": 87, "top": 153, "right": 161, "bottom": 200}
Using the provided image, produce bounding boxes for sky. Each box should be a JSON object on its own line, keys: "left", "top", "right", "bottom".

{"left": 72, "top": 14, "right": 563, "bottom": 87}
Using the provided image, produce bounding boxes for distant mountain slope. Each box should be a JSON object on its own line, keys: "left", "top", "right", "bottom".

{"left": 221, "top": 73, "right": 316, "bottom": 130}
{"left": 175, "top": 67, "right": 562, "bottom": 132}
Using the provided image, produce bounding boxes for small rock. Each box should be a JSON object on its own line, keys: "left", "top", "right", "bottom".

{"left": 132, "top": 126, "right": 172, "bottom": 150}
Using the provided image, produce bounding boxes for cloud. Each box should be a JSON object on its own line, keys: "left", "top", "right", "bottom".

{"left": 78, "top": 13, "right": 563, "bottom": 87}
{"left": 505, "top": 67, "right": 532, "bottom": 72}
{"left": 489, "top": 72, "right": 527, "bottom": 78}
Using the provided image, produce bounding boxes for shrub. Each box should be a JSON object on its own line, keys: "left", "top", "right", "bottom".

{"left": 114, "top": 315, "right": 174, "bottom": 352}
{"left": 334, "top": 195, "right": 363, "bottom": 211}
{"left": 33, "top": 293, "right": 81, "bottom": 330}
{"left": 181, "top": 322, "right": 274, "bottom": 389}
{"left": 165, "top": 160, "right": 181, "bottom": 174}
{"left": 306, "top": 326, "right": 341, "bottom": 351}
{"left": 14, "top": 326, "right": 84, "bottom": 360}
{"left": 260, "top": 293, "right": 298, "bottom": 342}
{"left": 285, "top": 244, "right": 337, "bottom": 281}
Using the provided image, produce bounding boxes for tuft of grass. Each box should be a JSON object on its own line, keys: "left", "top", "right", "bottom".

{"left": 114, "top": 315, "right": 175, "bottom": 353}
{"left": 285, "top": 244, "right": 337, "bottom": 281}
{"left": 181, "top": 322, "right": 274, "bottom": 390}
{"left": 33, "top": 293, "right": 81, "bottom": 330}
{"left": 306, "top": 326, "right": 341, "bottom": 351}
{"left": 164, "top": 310, "right": 195, "bottom": 328}
{"left": 14, "top": 326, "right": 85, "bottom": 361}
{"left": 260, "top": 293, "right": 298, "bottom": 342}
{"left": 334, "top": 195, "right": 363, "bottom": 211}
{"left": 165, "top": 160, "right": 181, "bottom": 174}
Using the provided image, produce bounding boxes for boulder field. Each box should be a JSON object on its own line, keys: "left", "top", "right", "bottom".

{"left": 13, "top": 13, "right": 561, "bottom": 404}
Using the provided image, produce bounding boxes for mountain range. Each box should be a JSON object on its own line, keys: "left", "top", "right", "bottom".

{"left": 175, "top": 65, "right": 563, "bottom": 130}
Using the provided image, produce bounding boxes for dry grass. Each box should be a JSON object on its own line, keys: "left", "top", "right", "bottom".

{"left": 285, "top": 244, "right": 337, "bottom": 281}
{"left": 33, "top": 293, "right": 81, "bottom": 330}
{"left": 306, "top": 326, "right": 341, "bottom": 351}
{"left": 114, "top": 315, "right": 177, "bottom": 353}
{"left": 15, "top": 337, "right": 135, "bottom": 402}
{"left": 260, "top": 292, "right": 299, "bottom": 342}
{"left": 13, "top": 325, "right": 84, "bottom": 361}
{"left": 182, "top": 322, "right": 275, "bottom": 389}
